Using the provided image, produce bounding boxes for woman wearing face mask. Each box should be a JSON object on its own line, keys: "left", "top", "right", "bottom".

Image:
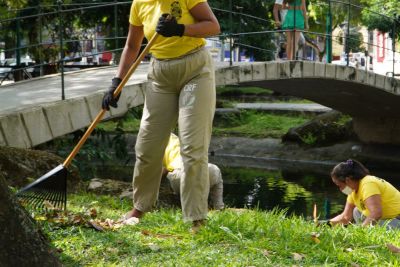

{"left": 329, "top": 159, "right": 400, "bottom": 228}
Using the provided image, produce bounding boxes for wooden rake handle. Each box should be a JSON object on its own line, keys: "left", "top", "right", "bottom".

{"left": 63, "top": 33, "right": 159, "bottom": 167}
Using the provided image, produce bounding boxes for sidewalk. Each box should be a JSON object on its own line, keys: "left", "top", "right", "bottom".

{"left": 234, "top": 103, "right": 331, "bottom": 114}
{"left": 0, "top": 64, "right": 148, "bottom": 116}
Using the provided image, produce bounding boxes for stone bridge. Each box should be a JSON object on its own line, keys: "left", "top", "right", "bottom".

{"left": 0, "top": 61, "right": 399, "bottom": 149}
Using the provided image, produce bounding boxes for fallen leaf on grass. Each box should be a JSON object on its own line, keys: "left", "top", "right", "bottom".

{"left": 88, "top": 220, "right": 104, "bottom": 231}
{"left": 350, "top": 262, "right": 360, "bottom": 267}
{"left": 106, "top": 247, "right": 119, "bottom": 253}
{"left": 310, "top": 232, "right": 321, "bottom": 244}
{"left": 72, "top": 215, "right": 85, "bottom": 225}
{"left": 148, "top": 243, "right": 161, "bottom": 252}
{"left": 141, "top": 230, "right": 181, "bottom": 239}
{"left": 387, "top": 243, "right": 400, "bottom": 253}
{"left": 88, "top": 208, "right": 97, "bottom": 218}
{"left": 292, "top": 252, "right": 305, "bottom": 261}
{"left": 345, "top": 248, "right": 353, "bottom": 252}
{"left": 262, "top": 250, "right": 272, "bottom": 257}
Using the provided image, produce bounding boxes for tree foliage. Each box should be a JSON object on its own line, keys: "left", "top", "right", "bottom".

{"left": 306, "top": 0, "right": 364, "bottom": 60}
{"left": 360, "top": 0, "right": 400, "bottom": 40}
{"left": 209, "top": 0, "right": 276, "bottom": 60}
{"left": 308, "top": 0, "right": 363, "bottom": 32}
{"left": 1, "top": 0, "right": 277, "bottom": 62}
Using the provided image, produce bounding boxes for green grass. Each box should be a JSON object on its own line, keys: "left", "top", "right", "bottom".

{"left": 216, "top": 86, "right": 273, "bottom": 96}
{"left": 39, "top": 193, "right": 400, "bottom": 266}
{"left": 213, "top": 111, "right": 310, "bottom": 138}
{"left": 97, "top": 110, "right": 310, "bottom": 139}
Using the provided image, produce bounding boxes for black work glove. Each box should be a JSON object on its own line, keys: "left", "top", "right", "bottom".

{"left": 156, "top": 13, "right": 185, "bottom": 37}
{"left": 102, "top": 77, "right": 122, "bottom": 110}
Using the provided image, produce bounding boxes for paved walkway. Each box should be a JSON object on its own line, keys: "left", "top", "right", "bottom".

{"left": 0, "top": 62, "right": 332, "bottom": 117}
{"left": 234, "top": 103, "right": 331, "bottom": 113}
{"left": 0, "top": 64, "right": 148, "bottom": 116}
{"left": 0, "top": 61, "right": 237, "bottom": 116}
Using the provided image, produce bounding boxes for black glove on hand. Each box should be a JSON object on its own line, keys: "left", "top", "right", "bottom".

{"left": 156, "top": 13, "right": 185, "bottom": 37}
{"left": 102, "top": 77, "right": 122, "bottom": 110}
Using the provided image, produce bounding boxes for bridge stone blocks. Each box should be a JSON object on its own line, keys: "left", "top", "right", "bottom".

{"left": 325, "top": 64, "right": 336, "bottom": 79}
{"left": 356, "top": 69, "right": 367, "bottom": 83}
{"left": 0, "top": 113, "right": 31, "bottom": 148}
{"left": 0, "top": 82, "right": 146, "bottom": 148}
{"left": 109, "top": 83, "right": 146, "bottom": 117}
{"left": 384, "top": 77, "right": 399, "bottom": 94}
{"left": 314, "top": 62, "right": 326, "bottom": 77}
{"left": 252, "top": 62, "right": 267, "bottom": 81}
{"left": 85, "top": 92, "right": 110, "bottom": 121}
{"left": 0, "top": 127, "right": 6, "bottom": 146}
{"left": 302, "top": 61, "right": 315, "bottom": 77}
{"left": 2, "top": 61, "right": 400, "bottom": 148}
{"left": 266, "top": 62, "right": 279, "bottom": 80}
{"left": 21, "top": 108, "right": 52, "bottom": 147}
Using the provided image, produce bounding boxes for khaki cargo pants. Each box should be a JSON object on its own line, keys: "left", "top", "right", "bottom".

{"left": 132, "top": 47, "right": 216, "bottom": 222}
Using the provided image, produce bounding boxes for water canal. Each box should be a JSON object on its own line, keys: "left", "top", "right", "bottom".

{"left": 93, "top": 153, "right": 400, "bottom": 220}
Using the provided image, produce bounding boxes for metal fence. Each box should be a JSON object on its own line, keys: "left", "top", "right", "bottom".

{"left": 0, "top": 0, "right": 399, "bottom": 98}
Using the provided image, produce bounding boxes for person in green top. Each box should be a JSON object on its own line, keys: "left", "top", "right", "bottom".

{"left": 282, "top": 0, "right": 308, "bottom": 60}
{"left": 329, "top": 159, "right": 400, "bottom": 229}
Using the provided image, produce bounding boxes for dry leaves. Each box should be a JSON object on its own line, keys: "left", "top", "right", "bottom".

{"left": 310, "top": 232, "right": 321, "bottom": 244}
{"left": 387, "top": 243, "right": 400, "bottom": 253}
{"left": 292, "top": 252, "right": 305, "bottom": 261}
{"left": 141, "top": 230, "right": 181, "bottom": 239}
{"left": 262, "top": 250, "right": 273, "bottom": 257}
{"left": 33, "top": 208, "right": 129, "bottom": 231}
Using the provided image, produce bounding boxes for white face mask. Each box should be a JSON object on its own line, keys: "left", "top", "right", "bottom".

{"left": 341, "top": 186, "right": 352, "bottom": 195}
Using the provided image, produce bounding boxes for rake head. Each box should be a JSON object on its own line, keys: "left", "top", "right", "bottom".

{"left": 16, "top": 164, "right": 68, "bottom": 210}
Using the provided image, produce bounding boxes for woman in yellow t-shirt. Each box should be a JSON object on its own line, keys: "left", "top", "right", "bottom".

{"left": 101, "top": 1, "right": 220, "bottom": 231}
{"left": 329, "top": 159, "right": 400, "bottom": 229}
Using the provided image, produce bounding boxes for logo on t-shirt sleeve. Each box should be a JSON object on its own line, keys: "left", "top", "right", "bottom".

{"left": 171, "top": 1, "right": 182, "bottom": 20}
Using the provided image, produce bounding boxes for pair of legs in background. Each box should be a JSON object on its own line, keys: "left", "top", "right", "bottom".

{"left": 283, "top": 9, "right": 305, "bottom": 60}
{"left": 131, "top": 48, "right": 216, "bottom": 223}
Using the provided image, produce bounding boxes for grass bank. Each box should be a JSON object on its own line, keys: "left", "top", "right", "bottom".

{"left": 98, "top": 109, "right": 311, "bottom": 139}
{"left": 97, "top": 86, "right": 314, "bottom": 138}
{"left": 40, "top": 193, "right": 400, "bottom": 266}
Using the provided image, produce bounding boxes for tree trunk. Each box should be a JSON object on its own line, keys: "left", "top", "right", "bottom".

{"left": 0, "top": 175, "right": 62, "bottom": 267}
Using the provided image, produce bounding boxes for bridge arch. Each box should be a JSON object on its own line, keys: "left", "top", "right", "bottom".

{"left": 217, "top": 61, "right": 400, "bottom": 144}
{"left": 0, "top": 61, "right": 399, "bottom": 148}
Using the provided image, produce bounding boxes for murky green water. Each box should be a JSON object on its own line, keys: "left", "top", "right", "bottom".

{"left": 221, "top": 166, "right": 343, "bottom": 219}
{"left": 213, "top": 155, "right": 400, "bottom": 219}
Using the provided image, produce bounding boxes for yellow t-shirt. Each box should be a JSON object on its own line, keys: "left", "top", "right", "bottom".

{"left": 162, "top": 133, "right": 183, "bottom": 172}
{"left": 129, "top": 0, "right": 207, "bottom": 59}
{"left": 347, "top": 175, "right": 400, "bottom": 219}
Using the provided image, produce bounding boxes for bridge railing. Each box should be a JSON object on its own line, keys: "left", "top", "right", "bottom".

{"left": 0, "top": 0, "right": 399, "bottom": 95}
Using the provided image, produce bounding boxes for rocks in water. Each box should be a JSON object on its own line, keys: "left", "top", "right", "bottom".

{"left": 282, "top": 111, "right": 355, "bottom": 146}
{"left": 0, "top": 146, "right": 80, "bottom": 191}
{"left": 88, "top": 178, "right": 131, "bottom": 196}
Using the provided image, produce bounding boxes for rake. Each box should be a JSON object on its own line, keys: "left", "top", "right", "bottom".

{"left": 16, "top": 33, "right": 159, "bottom": 210}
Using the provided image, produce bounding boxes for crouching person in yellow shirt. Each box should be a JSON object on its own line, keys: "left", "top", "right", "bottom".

{"left": 329, "top": 159, "right": 400, "bottom": 229}
{"left": 163, "top": 133, "right": 224, "bottom": 210}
